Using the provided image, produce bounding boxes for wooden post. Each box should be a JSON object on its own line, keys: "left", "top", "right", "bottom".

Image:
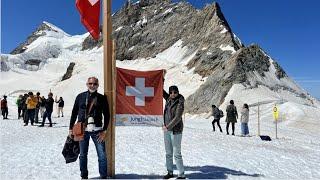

{"left": 103, "top": 0, "right": 115, "bottom": 177}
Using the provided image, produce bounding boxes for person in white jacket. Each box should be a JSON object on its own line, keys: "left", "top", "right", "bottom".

{"left": 240, "top": 103, "right": 250, "bottom": 136}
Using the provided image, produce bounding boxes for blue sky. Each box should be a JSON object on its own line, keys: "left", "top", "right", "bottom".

{"left": 1, "top": 0, "right": 319, "bottom": 99}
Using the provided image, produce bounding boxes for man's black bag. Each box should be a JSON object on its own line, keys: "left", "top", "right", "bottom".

{"left": 62, "top": 136, "right": 80, "bottom": 163}
{"left": 260, "top": 135, "right": 272, "bottom": 141}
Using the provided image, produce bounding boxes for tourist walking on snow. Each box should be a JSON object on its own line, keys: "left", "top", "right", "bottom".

{"left": 39, "top": 92, "right": 54, "bottom": 127}
{"left": 1, "top": 95, "right": 9, "bottom": 119}
{"left": 69, "top": 77, "right": 110, "bottom": 179}
{"left": 55, "top": 97, "right": 64, "bottom": 117}
{"left": 162, "top": 85, "right": 186, "bottom": 179}
{"left": 211, "top": 105, "right": 223, "bottom": 132}
{"left": 25, "top": 92, "right": 38, "bottom": 126}
{"left": 16, "top": 95, "right": 23, "bottom": 119}
{"left": 39, "top": 96, "right": 46, "bottom": 118}
{"left": 226, "top": 100, "right": 238, "bottom": 135}
{"left": 21, "top": 94, "right": 29, "bottom": 122}
{"left": 240, "top": 103, "right": 250, "bottom": 136}
{"left": 35, "top": 92, "right": 42, "bottom": 123}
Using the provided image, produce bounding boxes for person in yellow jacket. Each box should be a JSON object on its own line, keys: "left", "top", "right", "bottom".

{"left": 24, "top": 92, "right": 38, "bottom": 126}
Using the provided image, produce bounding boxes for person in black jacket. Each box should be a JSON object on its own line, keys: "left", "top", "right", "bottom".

{"left": 211, "top": 105, "right": 223, "bottom": 132}
{"left": 39, "top": 92, "right": 54, "bottom": 127}
{"left": 162, "top": 85, "right": 186, "bottom": 179}
{"left": 55, "top": 97, "right": 64, "bottom": 117}
{"left": 69, "top": 77, "right": 110, "bottom": 179}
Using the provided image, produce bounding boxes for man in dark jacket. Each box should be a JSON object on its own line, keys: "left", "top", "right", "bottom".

{"left": 212, "top": 105, "right": 223, "bottom": 132}
{"left": 162, "top": 85, "right": 185, "bottom": 179}
{"left": 39, "top": 92, "right": 54, "bottom": 127}
{"left": 35, "top": 92, "right": 41, "bottom": 123}
{"left": 69, "top": 77, "right": 110, "bottom": 179}
{"left": 226, "top": 100, "right": 238, "bottom": 135}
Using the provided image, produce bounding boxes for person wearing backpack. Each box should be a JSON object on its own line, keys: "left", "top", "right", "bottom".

{"left": 211, "top": 105, "right": 223, "bottom": 132}
{"left": 16, "top": 95, "right": 23, "bottom": 119}
{"left": 240, "top": 103, "right": 250, "bottom": 136}
{"left": 226, "top": 100, "right": 238, "bottom": 135}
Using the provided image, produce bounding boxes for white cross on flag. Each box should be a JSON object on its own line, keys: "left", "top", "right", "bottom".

{"left": 116, "top": 68, "right": 163, "bottom": 126}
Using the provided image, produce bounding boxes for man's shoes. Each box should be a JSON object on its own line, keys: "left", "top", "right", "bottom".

{"left": 49, "top": 124, "right": 52, "bottom": 127}
{"left": 100, "top": 176, "right": 107, "bottom": 179}
{"left": 57, "top": 116, "right": 60, "bottom": 118}
{"left": 232, "top": 133, "right": 235, "bottom": 136}
{"left": 81, "top": 176, "right": 88, "bottom": 179}
{"left": 31, "top": 123, "right": 34, "bottom": 126}
{"left": 163, "top": 172, "right": 174, "bottom": 179}
{"left": 23, "top": 124, "right": 28, "bottom": 126}
{"left": 38, "top": 125, "right": 44, "bottom": 127}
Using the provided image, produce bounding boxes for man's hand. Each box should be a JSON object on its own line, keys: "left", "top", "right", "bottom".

{"left": 98, "top": 131, "right": 107, "bottom": 143}
{"left": 162, "top": 125, "right": 168, "bottom": 132}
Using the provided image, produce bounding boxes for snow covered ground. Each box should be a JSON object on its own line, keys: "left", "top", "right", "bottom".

{"left": 1, "top": 111, "right": 320, "bottom": 179}
{"left": 1, "top": 24, "right": 320, "bottom": 179}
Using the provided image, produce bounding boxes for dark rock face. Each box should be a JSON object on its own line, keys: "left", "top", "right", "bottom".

{"left": 10, "top": 23, "right": 58, "bottom": 55}
{"left": 61, "top": 62, "right": 76, "bottom": 81}
{"left": 25, "top": 59, "right": 42, "bottom": 66}
{"left": 1, "top": 55, "right": 10, "bottom": 72}
{"left": 78, "top": 1, "right": 301, "bottom": 113}
{"left": 81, "top": 1, "right": 243, "bottom": 62}
{"left": 272, "top": 61, "right": 287, "bottom": 79}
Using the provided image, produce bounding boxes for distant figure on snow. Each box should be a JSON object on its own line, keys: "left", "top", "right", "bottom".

{"left": 211, "top": 105, "right": 223, "bottom": 132}
{"left": 39, "top": 92, "right": 54, "bottom": 127}
{"left": 16, "top": 95, "right": 23, "bottom": 119}
{"left": 55, "top": 97, "right": 64, "bottom": 117}
{"left": 240, "top": 103, "right": 250, "bottom": 136}
{"left": 226, "top": 100, "right": 238, "bottom": 135}
{"left": 25, "top": 92, "right": 38, "bottom": 126}
{"left": 1, "top": 95, "right": 9, "bottom": 119}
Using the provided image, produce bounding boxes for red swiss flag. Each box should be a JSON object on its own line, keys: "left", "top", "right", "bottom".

{"left": 76, "top": 0, "right": 100, "bottom": 40}
{"left": 116, "top": 68, "right": 164, "bottom": 126}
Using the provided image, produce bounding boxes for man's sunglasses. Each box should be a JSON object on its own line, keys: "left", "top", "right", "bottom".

{"left": 88, "top": 83, "right": 98, "bottom": 86}
{"left": 169, "top": 91, "right": 178, "bottom": 94}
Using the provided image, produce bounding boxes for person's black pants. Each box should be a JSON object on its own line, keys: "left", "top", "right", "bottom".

{"left": 25, "top": 109, "right": 35, "bottom": 125}
{"left": 18, "top": 107, "right": 22, "bottom": 119}
{"left": 226, "top": 122, "right": 235, "bottom": 135}
{"left": 2, "top": 108, "right": 8, "bottom": 119}
{"left": 212, "top": 119, "right": 222, "bottom": 132}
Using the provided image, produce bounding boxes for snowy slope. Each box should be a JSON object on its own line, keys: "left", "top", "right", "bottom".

{"left": 1, "top": 22, "right": 320, "bottom": 179}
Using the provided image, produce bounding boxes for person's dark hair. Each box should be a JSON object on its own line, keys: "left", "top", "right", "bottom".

{"left": 169, "top": 85, "right": 179, "bottom": 93}
{"left": 60, "top": 97, "right": 63, "bottom": 99}
{"left": 48, "top": 92, "right": 53, "bottom": 96}
{"left": 28, "top": 92, "right": 33, "bottom": 96}
{"left": 36, "top": 92, "right": 40, "bottom": 96}
{"left": 230, "top": 100, "right": 234, "bottom": 104}
{"left": 244, "top": 103, "right": 249, "bottom": 110}
{"left": 212, "top": 105, "right": 216, "bottom": 108}
{"left": 3, "top": 95, "right": 7, "bottom": 98}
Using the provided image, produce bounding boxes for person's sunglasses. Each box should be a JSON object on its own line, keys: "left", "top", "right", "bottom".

{"left": 170, "top": 91, "right": 178, "bottom": 94}
{"left": 88, "top": 83, "right": 98, "bottom": 86}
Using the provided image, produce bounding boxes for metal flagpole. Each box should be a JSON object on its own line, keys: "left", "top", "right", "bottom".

{"left": 103, "top": 0, "right": 115, "bottom": 177}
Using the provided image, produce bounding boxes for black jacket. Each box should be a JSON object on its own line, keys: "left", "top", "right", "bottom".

{"left": 45, "top": 97, "right": 54, "bottom": 112}
{"left": 69, "top": 91, "right": 110, "bottom": 131}
{"left": 56, "top": 99, "right": 64, "bottom": 107}
{"left": 163, "top": 90, "right": 184, "bottom": 134}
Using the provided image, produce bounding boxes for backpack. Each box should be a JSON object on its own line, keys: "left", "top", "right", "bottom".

{"left": 219, "top": 110, "right": 224, "bottom": 118}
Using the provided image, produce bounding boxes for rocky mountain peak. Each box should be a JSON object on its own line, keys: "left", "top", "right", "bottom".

{"left": 10, "top": 21, "right": 65, "bottom": 55}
